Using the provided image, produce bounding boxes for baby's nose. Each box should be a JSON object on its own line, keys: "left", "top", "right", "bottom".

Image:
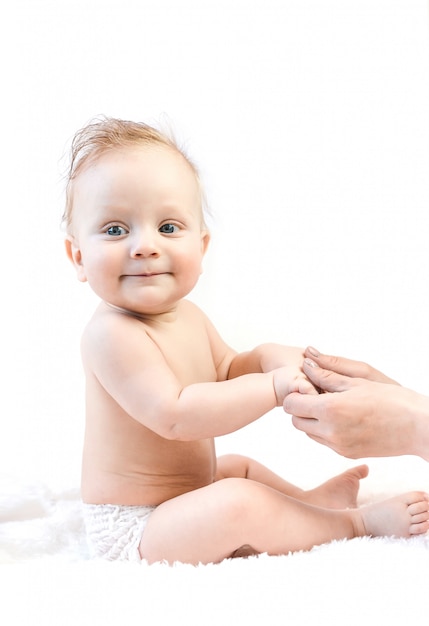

{"left": 130, "top": 231, "right": 160, "bottom": 257}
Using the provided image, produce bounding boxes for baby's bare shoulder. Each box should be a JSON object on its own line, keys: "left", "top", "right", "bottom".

{"left": 179, "top": 298, "right": 207, "bottom": 318}
{"left": 80, "top": 304, "right": 152, "bottom": 363}
{"left": 84, "top": 304, "right": 141, "bottom": 336}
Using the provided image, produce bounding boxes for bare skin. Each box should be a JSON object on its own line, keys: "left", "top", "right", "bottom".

{"left": 215, "top": 454, "right": 369, "bottom": 509}
{"left": 65, "top": 134, "right": 429, "bottom": 565}
{"left": 285, "top": 347, "right": 429, "bottom": 460}
{"left": 139, "top": 482, "right": 429, "bottom": 565}
{"left": 67, "top": 146, "right": 319, "bottom": 509}
{"left": 297, "top": 465, "right": 369, "bottom": 509}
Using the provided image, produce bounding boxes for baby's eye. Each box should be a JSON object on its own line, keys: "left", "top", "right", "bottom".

{"left": 106, "top": 225, "right": 127, "bottom": 236}
{"left": 159, "top": 223, "right": 179, "bottom": 234}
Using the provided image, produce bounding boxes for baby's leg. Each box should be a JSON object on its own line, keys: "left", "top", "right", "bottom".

{"left": 139, "top": 478, "right": 429, "bottom": 565}
{"left": 216, "top": 453, "right": 368, "bottom": 509}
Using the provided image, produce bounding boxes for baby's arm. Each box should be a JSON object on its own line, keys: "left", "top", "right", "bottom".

{"left": 227, "top": 343, "right": 308, "bottom": 375}
{"left": 203, "top": 315, "right": 317, "bottom": 398}
{"left": 83, "top": 312, "right": 294, "bottom": 443}
{"left": 227, "top": 343, "right": 317, "bottom": 395}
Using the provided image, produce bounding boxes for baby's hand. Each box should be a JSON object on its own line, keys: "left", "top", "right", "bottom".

{"left": 259, "top": 344, "right": 308, "bottom": 372}
{"left": 272, "top": 366, "right": 318, "bottom": 406}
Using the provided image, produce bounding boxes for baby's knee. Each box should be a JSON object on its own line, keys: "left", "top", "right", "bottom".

{"left": 215, "top": 477, "right": 261, "bottom": 522}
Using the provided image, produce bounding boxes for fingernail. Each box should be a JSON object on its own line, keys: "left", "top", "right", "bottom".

{"left": 304, "top": 358, "right": 319, "bottom": 368}
{"left": 307, "top": 346, "right": 320, "bottom": 357}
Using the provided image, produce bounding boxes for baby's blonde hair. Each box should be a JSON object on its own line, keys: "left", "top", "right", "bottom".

{"left": 63, "top": 116, "right": 207, "bottom": 233}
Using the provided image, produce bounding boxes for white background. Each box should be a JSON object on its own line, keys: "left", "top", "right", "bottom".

{"left": 1, "top": 0, "right": 428, "bottom": 490}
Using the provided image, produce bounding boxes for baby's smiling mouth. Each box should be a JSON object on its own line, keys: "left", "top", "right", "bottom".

{"left": 123, "top": 272, "right": 170, "bottom": 277}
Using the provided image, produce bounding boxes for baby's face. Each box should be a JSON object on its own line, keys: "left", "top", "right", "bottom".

{"left": 66, "top": 144, "right": 210, "bottom": 317}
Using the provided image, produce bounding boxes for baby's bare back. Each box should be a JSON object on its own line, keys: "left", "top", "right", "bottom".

{"left": 81, "top": 300, "right": 232, "bottom": 505}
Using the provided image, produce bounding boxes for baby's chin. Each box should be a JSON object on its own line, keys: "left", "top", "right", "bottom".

{"left": 104, "top": 300, "right": 180, "bottom": 321}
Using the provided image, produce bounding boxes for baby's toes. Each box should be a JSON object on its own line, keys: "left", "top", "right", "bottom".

{"left": 409, "top": 519, "right": 429, "bottom": 535}
{"left": 407, "top": 500, "right": 429, "bottom": 517}
{"left": 408, "top": 499, "right": 429, "bottom": 535}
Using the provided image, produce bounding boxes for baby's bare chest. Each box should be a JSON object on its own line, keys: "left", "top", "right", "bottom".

{"left": 148, "top": 320, "right": 217, "bottom": 384}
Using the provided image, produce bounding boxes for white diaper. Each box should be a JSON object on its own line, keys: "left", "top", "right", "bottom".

{"left": 82, "top": 503, "right": 156, "bottom": 561}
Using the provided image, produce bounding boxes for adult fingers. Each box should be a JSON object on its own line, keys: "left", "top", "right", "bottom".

{"left": 283, "top": 390, "right": 325, "bottom": 419}
{"left": 301, "top": 359, "right": 355, "bottom": 393}
{"left": 303, "top": 347, "right": 398, "bottom": 384}
{"left": 289, "top": 411, "right": 325, "bottom": 440}
{"left": 304, "top": 347, "right": 372, "bottom": 378}
{"left": 289, "top": 412, "right": 360, "bottom": 459}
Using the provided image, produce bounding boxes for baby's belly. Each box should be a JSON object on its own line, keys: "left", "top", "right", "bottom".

{"left": 81, "top": 439, "right": 217, "bottom": 506}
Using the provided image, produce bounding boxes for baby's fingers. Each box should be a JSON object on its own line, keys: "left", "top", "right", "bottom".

{"left": 295, "top": 376, "right": 319, "bottom": 396}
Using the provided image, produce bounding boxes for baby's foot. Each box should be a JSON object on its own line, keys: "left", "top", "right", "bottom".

{"left": 354, "top": 491, "right": 429, "bottom": 538}
{"left": 304, "top": 465, "right": 369, "bottom": 509}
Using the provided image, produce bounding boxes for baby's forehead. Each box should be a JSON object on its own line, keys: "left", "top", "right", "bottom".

{"left": 77, "top": 144, "right": 197, "bottom": 188}
{"left": 73, "top": 144, "right": 204, "bottom": 211}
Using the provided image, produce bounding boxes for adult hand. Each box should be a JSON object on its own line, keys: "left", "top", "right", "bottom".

{"left": 301, "top": 347, "right": 399, "bottom": 385}
{"left": 283, "top": 348, "right": 428, "bottom": 459}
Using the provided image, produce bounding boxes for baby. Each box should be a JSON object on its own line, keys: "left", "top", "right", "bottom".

{"left": 63, "top": 117, "right": 429, "bottom": 564}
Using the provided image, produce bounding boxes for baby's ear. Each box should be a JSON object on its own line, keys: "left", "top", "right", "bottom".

{"left": 201, "top": 229, "right": 210, "bottom": 255}
{"left": 64, "top": 236, "right": 87, "bottom": 283}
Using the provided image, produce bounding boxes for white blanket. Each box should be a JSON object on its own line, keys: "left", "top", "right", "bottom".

{"left": 2, "top": 422, "right": 429, "bottom": 625}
